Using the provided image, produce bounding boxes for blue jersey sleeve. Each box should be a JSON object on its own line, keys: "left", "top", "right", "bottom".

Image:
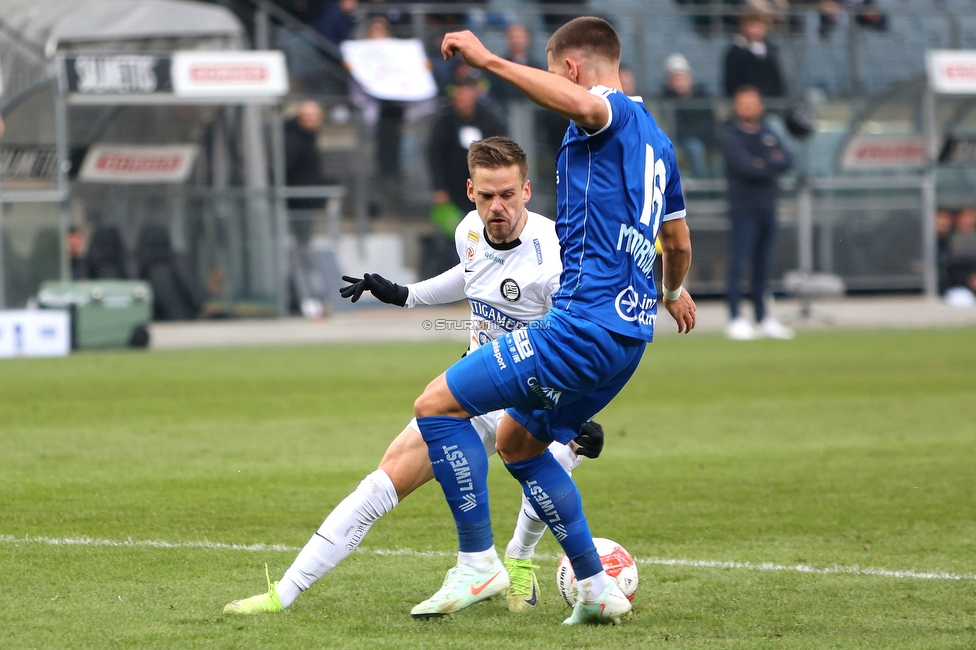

{"left": 663, "top": 142, "right": 687, "bottom": 221}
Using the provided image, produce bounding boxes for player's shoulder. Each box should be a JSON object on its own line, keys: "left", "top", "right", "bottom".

{"left": 590, "top": 85, "right": 644, "bottom": 112}
{"left": 454, "top": 210, "right": 482, "bottom": 239}
{"left": 524, "top": 210, "right": 558, "bottom": 240}
{"left": 522, "top": 211, "right": 561, "bottom": 267}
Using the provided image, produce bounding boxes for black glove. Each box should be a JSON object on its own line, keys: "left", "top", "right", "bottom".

{"left": 339, "top": 273, "right": 409, "bottom": 306}
{"left": 573, "top": 420, "right": 605, "bottom": 459}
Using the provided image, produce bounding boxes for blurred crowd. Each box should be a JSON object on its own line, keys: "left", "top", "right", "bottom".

{"left": 277, "top": 2, "right": 802, "bottom": 188}
{"left": 263, "top": 1, "right": 812, "bottom": 325}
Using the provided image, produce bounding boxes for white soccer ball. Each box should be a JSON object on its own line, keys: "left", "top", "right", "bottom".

{"left": 556, "top": 537, "right": 639, "bottom": 607}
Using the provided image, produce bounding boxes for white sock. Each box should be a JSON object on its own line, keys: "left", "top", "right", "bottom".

{"left": 505, "top": 495, "right": 547, "bottom": 560}
{"left": 277, "top": 469, "right": 398, "bottom": 607}
{"left": 505, "top": 442, "right": 581, "bottom": 560}
{"left": 577, "top": 570, "right": 612, "bottom": 603}
{"left": 457, "top": 546, "right": 498, "bottom": 571}
{"left": 549, "top": 441, "right": 583, "bottom": 474}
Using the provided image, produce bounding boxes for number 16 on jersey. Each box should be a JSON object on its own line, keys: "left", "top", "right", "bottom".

{"left": 639, "top": 143, "right": 667, "bottom": 240}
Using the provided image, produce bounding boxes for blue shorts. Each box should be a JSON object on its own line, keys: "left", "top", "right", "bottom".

{"left": 445, "top": 308, "right": 645, "bottom": 445}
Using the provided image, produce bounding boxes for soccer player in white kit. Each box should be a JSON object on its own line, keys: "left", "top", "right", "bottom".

{"left": 224, "top": 137, "right": 602, "bottom": 616}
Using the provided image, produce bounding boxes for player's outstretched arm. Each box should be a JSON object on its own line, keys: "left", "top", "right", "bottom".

{"left": 441, "top": 31, "right": 608, "bottom": 131}
{"left": 658, "top": 218, "right": 696, "bottom": 334}
{"left": 340, "top": 273, "right": 409, "bottom": 305}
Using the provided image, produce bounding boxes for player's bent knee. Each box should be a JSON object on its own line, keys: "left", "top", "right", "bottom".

{"left": 413, "top": 374, "right": 469, "bottom": 419}
{"left": 496, "top": 417, "right": 549, "bottom": 463}
{"left": 413, "top": 391, "right": 436, "bottom": 418}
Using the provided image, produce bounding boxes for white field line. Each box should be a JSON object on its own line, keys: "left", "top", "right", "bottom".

{"left": 3, "top": 534, "right": 974, "bottom": 583}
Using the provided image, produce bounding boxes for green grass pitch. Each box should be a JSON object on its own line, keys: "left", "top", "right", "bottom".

{"left": 2, "top": 328, "right": 975, "bottom": 648}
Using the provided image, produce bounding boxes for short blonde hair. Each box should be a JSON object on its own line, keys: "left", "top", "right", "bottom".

{"left": 467, "top": 136, "right": 529, "bottom": 182}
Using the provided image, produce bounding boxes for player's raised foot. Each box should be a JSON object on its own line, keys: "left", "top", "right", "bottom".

{"left": 223, "top": 565, "right": 284, "bottom": 614}
{"left": 411, "top": 557, "right": 510, "bottom": 619}
{"left": 562, "top": 580, "right": 632, "bottom": 626}
{"left": 503, "top": 557, "right": 540, "bottom": 612}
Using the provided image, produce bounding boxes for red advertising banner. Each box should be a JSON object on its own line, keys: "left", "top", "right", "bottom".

{"left": 79, "top": 145, "right": 199, "bottom": 183}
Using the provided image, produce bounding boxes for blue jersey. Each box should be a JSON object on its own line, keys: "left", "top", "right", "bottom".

{"left": 550, "top": 86, "right": 686, "bottom": 342}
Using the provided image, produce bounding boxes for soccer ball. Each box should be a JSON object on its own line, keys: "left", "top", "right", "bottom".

{"left": 556, "top": 537, "right": 639, "bottom": 607}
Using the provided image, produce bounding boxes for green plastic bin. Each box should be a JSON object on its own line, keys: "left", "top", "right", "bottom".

{"left": 38, "top": 281, "right": 153, "bottom": 350}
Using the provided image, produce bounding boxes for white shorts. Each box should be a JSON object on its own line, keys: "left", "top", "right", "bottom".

{"left": 407, "top": 410, "right": 582, "bottom": 472}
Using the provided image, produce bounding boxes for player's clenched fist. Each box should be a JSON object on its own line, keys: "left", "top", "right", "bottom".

{"left": 441, "top": 30, "right": 494, "bottom": 69}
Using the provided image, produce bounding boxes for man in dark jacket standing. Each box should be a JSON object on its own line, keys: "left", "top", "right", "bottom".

{"left": 285, "top": 101, "right": 326, "bottom": 247}
{"left": 425, "top": 80, "right": 506, "bottom": 277}
{"left": 723, "top": 14, "right": 785, "bottom": 99}
{"left": 722, "top": 85, "right": 794, "bottom": 340}
{"left": 428, "top": 80, "right": 507, "bottom": 215}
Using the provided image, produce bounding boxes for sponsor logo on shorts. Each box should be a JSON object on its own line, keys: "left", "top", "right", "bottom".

{"left": 508, "top": 329, "right": 534, "bottom": 363}
{"left": 500, "top": 278, "right": 520, "bottom": 302}
{"left": 527, "top": 376, "right": 561, "bottom": 409}
{"left": 615, "top": 285, "right": 657, "bottom": 327}
{"left": 491, "top": 339, "right": 507, "bottom": 371}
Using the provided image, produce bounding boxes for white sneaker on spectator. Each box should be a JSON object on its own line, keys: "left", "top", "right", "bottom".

{"left": 760, "top": 317, "right": 795, "bottom": 340}
{"left": 725, "top": 317, "right": 756, "bottom": 341}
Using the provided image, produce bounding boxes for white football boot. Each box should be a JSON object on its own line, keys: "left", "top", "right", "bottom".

{"left": 562, "top": 579, "right": 633, "bottom": 626}
{"left": 411, "top": 557, "right": 510, "bottom": 619}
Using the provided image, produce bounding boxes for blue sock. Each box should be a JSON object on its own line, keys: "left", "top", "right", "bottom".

{"left": 505, "top": 451, "right": 602, "bottom": 579}
{"left": 417, "top": 416, "right": 493, "bottom": 553}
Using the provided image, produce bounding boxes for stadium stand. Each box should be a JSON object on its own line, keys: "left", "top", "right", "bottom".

{"left": 4, "top": 0, "right": 976, "bottom": 317}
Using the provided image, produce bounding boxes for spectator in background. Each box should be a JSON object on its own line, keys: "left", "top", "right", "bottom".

{"left": 817, "top": 0, "right": 887, "bottom": 38}
{"left": 360, "top": 0, "right": 413, "bottom": 28}
{"left": 661, "top": 53, "right": 717, "bottom": 178}
{"left": 722, "top": 85, "right": 794, "bottom": 340}
{"left": 68, "top": 227, "right": 87, "bottom": 280}
{"left": 285, "top": 101, "right": 326, "bottom": 247}
{"left": 743, "top": 0, "right": 790, "bottom": 23}
{"left": 426, "top": 80, "right": 506, "bottom": 275}
{"left": 277, "top": 0, "right": 327, "bottom": 24}
{"left": 618, "top": 64, "right": 638, "bottom": 96}
{"left": 315, "top": 0, "right": 359, "bottom": 47}
{"left": 947, "top": 208, "right": 976, "bottom": 297}
{"left": 450, "top": 62, "right": 493, "bottom": 106}
{"left": 488, "top": 24, "right": 542, "bottom": 107}
{"left": 723, "top": 13, "right": 785, "bottom": 98}
{"left": 85, "top": 226, "right": 127, "bottom": 279}
{"left": 538, "top": 0, "right": 586, "bottom": 30}
{"left": 936, "top": 208, "right": 955, "bottom": 295}
{"left": 362, "top": 16, "right": 407, "bottom": 183}
{"left": 428, "top": 81, "right": 507, "bottom": 215}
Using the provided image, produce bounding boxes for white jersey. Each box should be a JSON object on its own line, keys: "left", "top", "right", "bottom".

{"left": 406, "top": 209, "right": 562, "bottom": 353}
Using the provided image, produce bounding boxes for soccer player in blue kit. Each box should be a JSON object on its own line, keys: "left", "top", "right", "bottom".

{"left": 410, "top": 17, "right": 697, "bottom": 625}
